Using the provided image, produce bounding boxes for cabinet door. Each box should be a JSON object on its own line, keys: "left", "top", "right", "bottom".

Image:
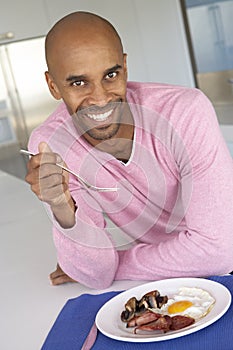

{"left": 0, "top": 0, "right": 49, "bottom": 44}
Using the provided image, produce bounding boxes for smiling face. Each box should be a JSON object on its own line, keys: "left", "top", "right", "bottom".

{"left": 45, "top": 12, "right": 131, "bottom": 146}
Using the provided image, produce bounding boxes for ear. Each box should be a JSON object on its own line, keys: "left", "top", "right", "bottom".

{"left": 123, "top": 53, "right": 128, "bottom": 79}
{"left": 45, "top": 71, "right": 62, "bottom": 100}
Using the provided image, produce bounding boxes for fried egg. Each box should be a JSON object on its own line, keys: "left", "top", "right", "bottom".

{"left": 152, "top": 287, "right": 215, "bottom": 320}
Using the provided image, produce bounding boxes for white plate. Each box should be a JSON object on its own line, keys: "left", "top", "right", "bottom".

{"left": 95, "top": 278, "right": 231, "bottom": 342}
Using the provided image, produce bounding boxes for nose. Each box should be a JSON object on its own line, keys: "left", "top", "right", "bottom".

{"left": 87, "top": 82, "right": 112, "bottom": 106}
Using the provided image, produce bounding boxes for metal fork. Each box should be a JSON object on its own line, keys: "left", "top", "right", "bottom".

{"left": 20, "top": 149, "right": 118, "bottom": 192}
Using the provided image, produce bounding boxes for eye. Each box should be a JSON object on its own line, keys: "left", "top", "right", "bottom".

{"left": 71, "top": 80, "right": 85, "bottom": 87}
{"left": 106, "top": 71, "right": 117, "bottom": 80}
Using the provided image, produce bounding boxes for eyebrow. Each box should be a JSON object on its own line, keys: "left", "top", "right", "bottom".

{"left": 65, "top": 64, "right": 123, "bottom": 83}
{"left": 104, "top": 64, "right": 123, "bottom": 75}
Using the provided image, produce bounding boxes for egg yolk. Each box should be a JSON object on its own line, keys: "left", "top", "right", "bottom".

{"left": 168, "top": 300, "right": 193, "bottom": 314}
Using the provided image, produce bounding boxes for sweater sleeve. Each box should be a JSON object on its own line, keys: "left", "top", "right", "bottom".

{"left": 28, "top": 118, "right": 119, "bottom": 289}
{"left": 115, "top": 90, "right": 233, "bottom": 281}
{"left": 52, "top": 196, "right": 119, "bottom": 289}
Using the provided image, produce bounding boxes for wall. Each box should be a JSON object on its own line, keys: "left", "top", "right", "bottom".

{"left": 44, "top": 0, "right": 195, "bottom": 86}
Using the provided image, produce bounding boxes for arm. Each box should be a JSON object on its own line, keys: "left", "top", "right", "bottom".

{"left": 50, "top": 185, "right": 120, "bottom": 289}
{"left": 27, "top": 137, "right": 119, "bottom": 289}
{"left": 115, "top": 91, "right": 233, "bottom": 281}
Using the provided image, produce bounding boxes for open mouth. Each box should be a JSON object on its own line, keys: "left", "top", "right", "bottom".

{"left": 87, "top": 109, "right": 113, "bottom": 122}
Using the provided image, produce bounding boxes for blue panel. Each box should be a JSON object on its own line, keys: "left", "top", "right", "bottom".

{"left": 185, "top": 0, "right": 232, "bottom": 8}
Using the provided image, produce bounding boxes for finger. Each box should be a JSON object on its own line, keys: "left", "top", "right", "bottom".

{"left": 39, "top": 142, "right": 63, "bottom": 165}
{"left": 38, "top": 182, "right": 68, "bottom": 204}
{"left": 27, "top": 171, "right": 67, "bottom": 201}
{"left": 38, "top": 163, "right": 63, "bottom": 179}
{"left": 39, "top": 141, "right": 52, "bottom": 153}
{"left": 50, "top": 265, "right": 64, "bottom": 279}
{"left": 27, "top": 142, "right": 61, "bottom": 170}
{"left": 37, "top": 176, "right": 64, "bottom": 197}
{"left": 27, "top": 152, "right": 58, "bottom": 171}
{"left": 50, "top": 274, "right": 76, "bottom": 285}
{"left": 25, "top": 164, "right": 62, "bottom": 185}
{"left": 26, "top": 142, "right": 55, "bottom": 172}
{"left": 49, "top": 264, "right": 77, "bottom": 285}
{"left": 49, "top": 266, "right": 77, "bottom": 285}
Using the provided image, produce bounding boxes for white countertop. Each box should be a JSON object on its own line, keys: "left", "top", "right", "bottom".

{"left": 0, "top": 171, "right": 145, "bottom": 350}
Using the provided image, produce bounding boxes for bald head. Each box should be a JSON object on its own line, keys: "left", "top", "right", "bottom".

{"left": 45, "top": 11, "right": 124, "bottom": 72}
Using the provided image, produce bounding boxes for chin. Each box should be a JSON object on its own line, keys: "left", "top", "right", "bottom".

{"left": 87, "top": 123, "right": 120, "bottom": 141}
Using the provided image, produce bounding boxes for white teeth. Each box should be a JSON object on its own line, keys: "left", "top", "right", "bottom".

{"left": 87, "top": 109, "right": 113, "bottom": 121}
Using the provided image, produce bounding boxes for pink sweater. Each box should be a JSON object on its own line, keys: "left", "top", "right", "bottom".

{"left": 29, "top": 82, "right": 233, "bottom": 289}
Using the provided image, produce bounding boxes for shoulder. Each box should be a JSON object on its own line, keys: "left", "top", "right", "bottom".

{"left": 126, "top": 81, "right": 218, "bottom": 129}
{"left": 126, "top": 81, "right": 205, "bottom": 112}
{"left": 127, "top": 82, "right": 222, "bottom": 162}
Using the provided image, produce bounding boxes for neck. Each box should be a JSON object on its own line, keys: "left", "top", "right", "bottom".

{"left": 96, "top": 122, "right": 134, "bottom": 160}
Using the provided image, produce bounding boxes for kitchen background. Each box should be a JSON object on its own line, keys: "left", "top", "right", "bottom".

{"left": 0, "top": 0, "right": 232, "bottom": 179}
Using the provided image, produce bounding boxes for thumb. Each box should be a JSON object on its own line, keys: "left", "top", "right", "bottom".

{"left": 38, "top": 141, "right": 63, "bottom": 165}
{"left": 38, "top": 141, "right": 52, "bottom": 154}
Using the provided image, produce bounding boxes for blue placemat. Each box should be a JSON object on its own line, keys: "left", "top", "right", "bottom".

{"left": 41, "top": 276, "right": 233, "bottom": 350}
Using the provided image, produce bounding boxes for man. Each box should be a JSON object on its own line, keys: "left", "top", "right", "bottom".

{"left": 26, "top": 11, "right": 233, "bottom": 289}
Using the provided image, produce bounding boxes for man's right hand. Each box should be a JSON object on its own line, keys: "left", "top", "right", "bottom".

{"left": 25, "top": 142, "right": 70, "bottom": 207}
{"left": 25, "top": 141, "right": 76, "bottom": 228}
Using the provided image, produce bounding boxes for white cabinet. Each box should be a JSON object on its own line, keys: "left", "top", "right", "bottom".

{"left": 0, "top": 0, "right": 50, "bottom": 44}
